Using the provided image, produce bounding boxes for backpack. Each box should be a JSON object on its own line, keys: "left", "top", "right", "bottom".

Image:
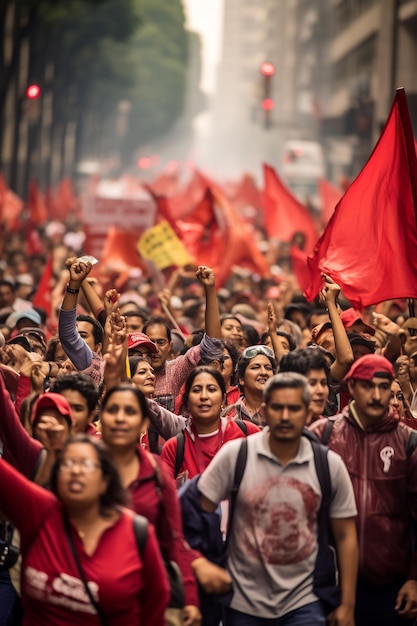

{"left": 179, "top": 430, "right": 340, "bottom": 614}
{"left": 174, "top": 419, "right": 248, "bottom": 479}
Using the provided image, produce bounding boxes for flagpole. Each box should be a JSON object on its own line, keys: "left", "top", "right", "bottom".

{"left": 396, "top": 88, "right": 417, "bottom": 322}
{"left": 395, "top": 88, "right": 417, "bottom": 216}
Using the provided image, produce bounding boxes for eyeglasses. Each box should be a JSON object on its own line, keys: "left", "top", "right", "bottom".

{"left": 390, "top": 392, "right": 405, "bottom": 402}
{"left": 59, "top": 459, "right": 101, "bottom": 473}
{"left": 152, "top": 339, "right": 169, "bottom": 347}
{"left": 130, "top": 350, "right": 152, "bottom": 359}
{"left": 242, "top": 345, "right": 275, "bottom": 359}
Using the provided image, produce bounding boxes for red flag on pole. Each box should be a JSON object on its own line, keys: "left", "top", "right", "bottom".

{"left": 262, "top": 164, "right": 319, "bottom": 254}
{"left": 306, "top": 88, "right": 417, "bottom": 308}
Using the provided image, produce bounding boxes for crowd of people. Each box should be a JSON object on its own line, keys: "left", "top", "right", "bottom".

{"left": 0, "top": 218, "right": 417, "bottom": 626}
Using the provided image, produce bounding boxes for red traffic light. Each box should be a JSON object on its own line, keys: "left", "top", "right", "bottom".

{"left": 262, "top": 98, "right": 274, "bottom": 111}
{"left": 260, "top": 62, "right": 275, "bottom": 77}
{"left": 26, "top": 84, "right": 41, "bottom": 99}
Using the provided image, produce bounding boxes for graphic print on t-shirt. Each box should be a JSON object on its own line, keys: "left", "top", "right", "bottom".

{"left": 243, "top": 476, "right": 320, "bottom": 565}
{"left": 25, "top": 566, "right": 98, "bottom": 614}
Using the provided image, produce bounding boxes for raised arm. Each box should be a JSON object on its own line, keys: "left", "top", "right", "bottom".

{"left": 196, "top": 265, "right": 222, "bottom": 338}
{"left": 320, "top": 275, "right": 354, "bottom": 381}
{"left": 59, "top": 257, "right": 94, "bottom": 370}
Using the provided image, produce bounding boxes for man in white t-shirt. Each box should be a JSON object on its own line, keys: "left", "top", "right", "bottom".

{"left": 198, "top": 372, "right": 358, "bottom": 625}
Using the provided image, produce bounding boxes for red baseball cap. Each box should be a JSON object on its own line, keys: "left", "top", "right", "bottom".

{"left": 340, "top": 308, "right": 375, "bottom": 335}
{"left": 127, "top": 332, "right": 157, "bottom": 353}
{"left": 344, "top": 354, "right": 394, "bottom": 382}
{"left": 31, "top": 393, "right": 73, "bottom": 426}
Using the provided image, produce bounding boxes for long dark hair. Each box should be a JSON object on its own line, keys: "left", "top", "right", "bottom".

{"left": 50, "top": 434, "right": 127, "bottom": 516}
{"left": 183, "top": 366, "right": 226, "bottom": 410}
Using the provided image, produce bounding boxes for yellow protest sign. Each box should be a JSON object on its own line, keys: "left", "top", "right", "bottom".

{"left": 137, "top": 220, "right": 194, "bottom": 270}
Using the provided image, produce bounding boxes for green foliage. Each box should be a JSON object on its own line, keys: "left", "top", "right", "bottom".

{"left": 123, "top": 3, "right": 189, "bottom": 151}
{"left": 5, "top": 0, "right": 190, "bottom": 170}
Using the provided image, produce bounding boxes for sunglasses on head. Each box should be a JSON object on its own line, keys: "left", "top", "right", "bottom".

{"left": 242, "top": 345, "right": 274, "bottom": 359}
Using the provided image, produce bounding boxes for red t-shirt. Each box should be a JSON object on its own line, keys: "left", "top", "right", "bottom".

{"left": 160, "top": 418, "right": 260, "bottom": 480}
{"left": 0, "top": 458, "right": 169, "bottom": 626}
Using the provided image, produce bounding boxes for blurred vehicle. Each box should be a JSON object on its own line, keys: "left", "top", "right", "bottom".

{"left": 281, "top": 140, "right": 325, "bottom": 209}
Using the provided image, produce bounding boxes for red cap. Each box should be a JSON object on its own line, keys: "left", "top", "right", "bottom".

{"left": 127, "top": 332, "right": 157, "bottom": 353}
{"left": 344, "top": 354, "right": 394, "bottom": 382}
{"left": 31, "top": 393, "right": 73, "bottom": 426}
{"left": 340, "top": 308, "right": 375, "bottom": 335}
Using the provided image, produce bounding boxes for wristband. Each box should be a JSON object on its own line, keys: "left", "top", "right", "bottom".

{"left": 66, "top": 284, "right": 80, "bottom": 294}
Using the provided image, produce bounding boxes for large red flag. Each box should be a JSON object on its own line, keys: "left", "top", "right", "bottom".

{"left": 306, "top": 88, "right": 417, "bottom": 308}
{"left": 173, "top": 176, "right": 270, "bottom": 286}
{"left": 262, "top": 164, "right": 319, "bottom": 254}
{"left": 318, "top": 178, "right": 343, "bottom": 226}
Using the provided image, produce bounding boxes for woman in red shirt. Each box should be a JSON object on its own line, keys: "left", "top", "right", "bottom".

{"left": 161, "top": 366, "right": 259, "bottom": 482}
{"left": 0, "top": 434, "right": 169, "bottom": 625}
{"left": 98, "top": 384, "right": 201, "bottom": 626}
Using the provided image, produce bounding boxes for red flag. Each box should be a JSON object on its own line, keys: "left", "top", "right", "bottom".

{"left": 306, "top": 88, "right": 417, "bottom": 308}
{"left": 290, "top": 245, "right": 310, "bottom": 293}
{"left": 98, "top": 227, "right": 149, "bottom": 288}
{"left": 318, "top": 179, "right": 343, "bottom": 226}
{"left": 32, "top": 253, "right": 54, "bottom": 323}
{"left": 28, "top": 181, "right": 48, "bottom": 224}
{"left": 0, "top": 174, "right": 24, "bottom": 230}
{"left": 52, "top": 178, "right": 77, "bottom": 220}
{"left": 179, "top": 174, "right": 270, "bottom": 286}
{"left": 262, "top": 164, "right": 319, "bottom": 253}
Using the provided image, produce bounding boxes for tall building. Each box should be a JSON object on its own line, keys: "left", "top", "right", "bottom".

{"left": 321, "top": 0, "right": 417, "bottom": 179}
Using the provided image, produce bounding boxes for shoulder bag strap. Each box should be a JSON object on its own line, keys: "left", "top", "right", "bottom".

{"left": 321, "top": 416, "right": 337, "bottom": 446}
{"left": 174, "top": 430, "right": 186, "bottom": 479}
{"left": 132, "top": 514, "right": 149, "bottom": 557}
{"left": 310, "top": 440, "right": 332, "bottom": 548}
{"left": 62, "top": 515, "right": 108, "bottom": 626}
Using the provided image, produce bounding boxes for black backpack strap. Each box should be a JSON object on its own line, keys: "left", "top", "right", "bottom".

{"left": 235, "top": 418, "right": 248, "bottom": 436}
{"left": 321, "top": 416, "right": 337, "bottom": 447}
{"left": 147, "top": 426, "right": 160, "bottom": 454}
{"left": 311, "top": 440, "right": 332, "bottom": 511}
{"left": 310, "top": 437, "right": 341, "bottom": 612}
{"left": 174, "top": 430, "right": 186, "bottom": 479}
{"left": 407, "top": 429, "right": 417, "bottom": 458}
{"left": 227, "top": 437, "right": 248, "bottom": 543}
{"left": 133, "top": 514, "right": 149, "bottom": 557}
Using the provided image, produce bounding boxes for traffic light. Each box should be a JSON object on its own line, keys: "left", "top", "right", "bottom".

{"left": 25, "top": 84, "right": 41, "bottom": 99}
{"left": 260, "top": 63, "right": 275, "bottom": 128}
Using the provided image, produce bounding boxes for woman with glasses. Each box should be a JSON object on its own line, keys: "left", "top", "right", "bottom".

{"left": 390, "top": 378, "right": 417, "bottom": 429}
{"left": 161, "top": 366, "right": 260, "bottom": 482}
{"left": 0, "top": 434, "right": 169, "bottom": 625}
{"left": 223, "top": 345, "right": 277, "bottom": 427}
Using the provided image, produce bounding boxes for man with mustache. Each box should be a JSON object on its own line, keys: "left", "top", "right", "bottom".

{"left": 310, "top": 354, "right": 417, "bottom": 626}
